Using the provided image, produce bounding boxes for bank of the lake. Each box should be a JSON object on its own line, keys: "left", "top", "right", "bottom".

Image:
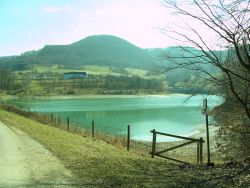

{"left": 0, "top": 108, "right": 249, "bottom": 188}
{"left": 6, "top": 93, "right": 188, "bottom": 100}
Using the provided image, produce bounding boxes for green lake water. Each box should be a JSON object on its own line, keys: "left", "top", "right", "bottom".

{"left": 12, "top": 95, "right": 223, "bottom": 141}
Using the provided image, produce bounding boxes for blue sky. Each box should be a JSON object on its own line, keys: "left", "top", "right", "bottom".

{"left": 0, "top": 0, "right": 214, "bottom": 56}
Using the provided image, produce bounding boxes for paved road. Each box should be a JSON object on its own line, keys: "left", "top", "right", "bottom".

{"left": 0, "top": 121, "right": 77, "bottom": 188}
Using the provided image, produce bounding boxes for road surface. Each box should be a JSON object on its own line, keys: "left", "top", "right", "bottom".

{"left": 0, "top": 121, "right": 77, "bottom": 188}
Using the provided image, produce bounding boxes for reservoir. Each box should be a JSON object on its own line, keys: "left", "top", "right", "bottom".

{"left": 12, "top": 95, "right": 223, "bottom": 141}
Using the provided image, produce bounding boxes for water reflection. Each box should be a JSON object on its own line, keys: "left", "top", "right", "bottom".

{"left": 13, "top": 95, "right": 223, "bottom": 141}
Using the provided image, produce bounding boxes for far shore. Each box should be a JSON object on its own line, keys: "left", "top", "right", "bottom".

{"left": 37, "top": 93, "right": 191, "bottom": 99}
{"left": 2, "top": 93, "right": 200, "bottom": 101}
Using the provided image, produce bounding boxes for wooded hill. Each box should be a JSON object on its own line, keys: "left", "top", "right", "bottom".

{"left": 0, "top": 35, "right": 228, "bottom": 95}
{"left": 0, "top": 35, "right": 161, "bottom": 70}
{"left": 0, "top": 35, "right": 225, "bottom": 72}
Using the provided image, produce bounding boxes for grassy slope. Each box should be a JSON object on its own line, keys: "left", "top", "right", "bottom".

{"left": 18, "top": 65, "right": 164, "bottom": 79}
{"left": 0, "top": 109, "right": 249, "bottom": 187}
{"left": 0, "top": 109, "right": 181, "bottom": 187}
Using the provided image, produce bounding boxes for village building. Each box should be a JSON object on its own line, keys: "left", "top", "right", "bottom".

{"left": 63, "top": 72, "right": 88, "bottom": 79}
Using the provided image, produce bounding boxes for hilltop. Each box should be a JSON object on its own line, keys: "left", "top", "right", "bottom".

{"left": 0, "top": 35, "right": 221, "bottom": 71}
{"left": 0, "top": 35, "right": 163, "bottom": 70}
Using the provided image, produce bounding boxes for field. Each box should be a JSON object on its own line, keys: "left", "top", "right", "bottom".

{"left": 11, "top": 64, "right": 168, "bottom": 96}
{"left": 18, "top": 64, "right": 164, "bottom": 79}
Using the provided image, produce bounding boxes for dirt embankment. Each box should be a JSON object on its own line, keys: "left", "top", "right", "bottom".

{"left": 0, "top": 121, "right": 77, "bottom": 188}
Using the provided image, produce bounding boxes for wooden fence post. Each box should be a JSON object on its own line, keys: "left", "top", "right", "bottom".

{"left": 51, "top": 113, "right": 53, "bottom": 125}
{"left": 199, "top": 137, "right": 203, "bottom": 164}
{"left": 92, "top": 120, "right": 95, "bottom": 138}
{"left": 57, "top": 117, "right": 61, "bottom": 127}
{"left": 197, "top": 141, "right": 200, "bottom": 164}
{"left": 55, "top": 116, "right": 57, "bottom": 127}
{"left": 151, "top": 129, "right": 156, "bottom": 158}
{"left": 203, "top": 99, "right": 211, "bottom": 164}
{"left": 127, "top": 125, "right": 130, "bottom": 151}
{"left": 67, "top": 117, "right": 69, "bottom": 132}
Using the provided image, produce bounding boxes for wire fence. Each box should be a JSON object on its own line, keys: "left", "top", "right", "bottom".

{"left": 0, "top": 102, "right": 132, "bottom": 150}
{"left": 0, "top": 102, "right": 205, "bottom": 163}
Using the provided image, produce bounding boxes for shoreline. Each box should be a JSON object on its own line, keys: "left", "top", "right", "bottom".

{"left": 38, "top": 93, "right": 191, "bottom": 99}
{"left": 5, "top": 93, "right": 199, "bottom": 101}
{"left": 1, "top": 92, "right": 222, "bottom": 102}
{"left": 131, "top": 125, "right": 219, "bottom": 143}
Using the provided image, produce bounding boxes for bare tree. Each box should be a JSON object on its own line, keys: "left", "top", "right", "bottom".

{"left": 162, "top": 0, "right": 250, "bottom": 120}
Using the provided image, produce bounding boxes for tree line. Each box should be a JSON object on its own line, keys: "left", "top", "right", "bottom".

{"left": 0, "top": 71, "right": 164, "bottom": 94}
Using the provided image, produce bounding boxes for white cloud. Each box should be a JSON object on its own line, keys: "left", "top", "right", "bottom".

{"left": 43, "top": 5, "right": 73, "bottom": 13}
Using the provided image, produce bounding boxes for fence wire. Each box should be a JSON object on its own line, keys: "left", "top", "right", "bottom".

{"left": 0, "top": 102, "right": 205, "bottom": 163}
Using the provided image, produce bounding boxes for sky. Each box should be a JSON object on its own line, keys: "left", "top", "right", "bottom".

{"left": 0, "top": 0, "right": 216, "bottom": 56}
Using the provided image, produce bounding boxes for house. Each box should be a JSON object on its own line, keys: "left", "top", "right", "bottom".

{"left": 63, "top": 72, "right": 88, "bottom": 79}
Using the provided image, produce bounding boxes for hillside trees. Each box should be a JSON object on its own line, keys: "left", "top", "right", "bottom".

{"left": 103, "top": 75, "right": 162, "bottom": 90}
{"left": 0, "top": 69, "right": 16, "bottom": 90}
{"left": 163, "top": 0, "right": 250, "bottom": 120}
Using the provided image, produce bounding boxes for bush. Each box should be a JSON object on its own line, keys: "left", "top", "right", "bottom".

{"left": 213, "top": 102, "right": 250, "bottom": 162}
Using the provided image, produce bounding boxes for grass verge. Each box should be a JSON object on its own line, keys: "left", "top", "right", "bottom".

{"left": 0, "top": 109, "right": 249, "bottom": 187}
